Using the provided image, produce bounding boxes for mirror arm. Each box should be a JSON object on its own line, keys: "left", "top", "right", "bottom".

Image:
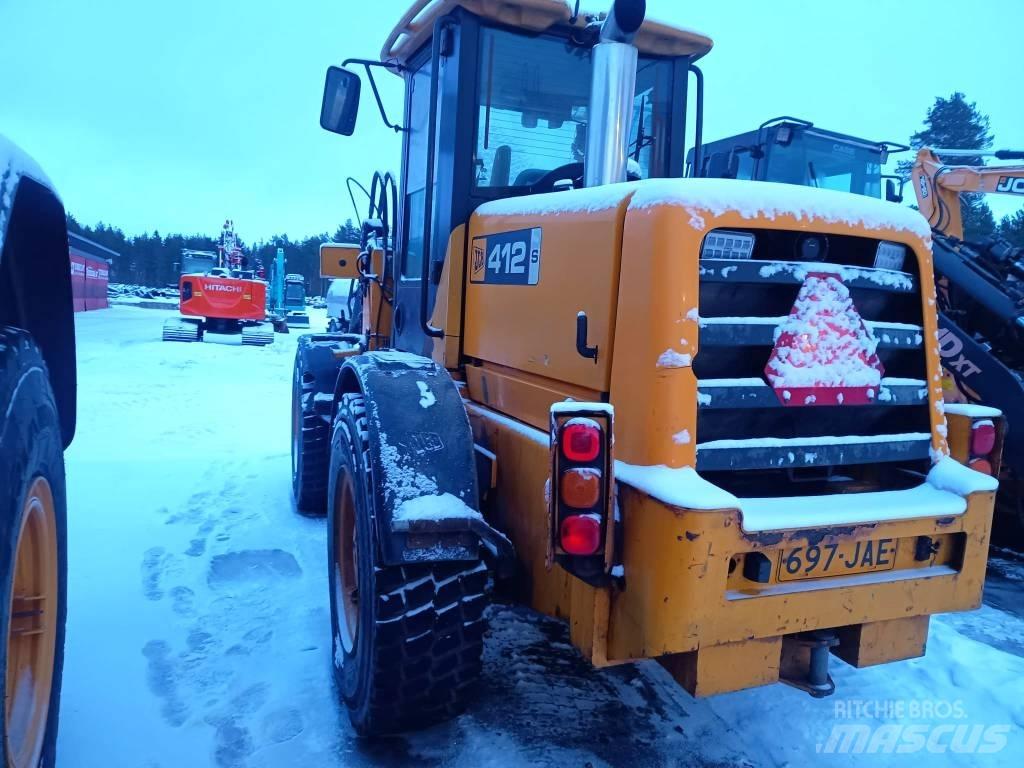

{"left": 342, "top": 57, "right": 407, "bottom": 133}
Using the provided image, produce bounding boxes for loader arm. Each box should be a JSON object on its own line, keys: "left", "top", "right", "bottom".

{"left": 912, "top": 147, "right": 1024, "bottom": 239}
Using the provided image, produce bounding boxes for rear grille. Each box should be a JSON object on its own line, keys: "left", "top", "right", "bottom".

{"left": 695, "top": 228, "right": 932, "bottom": 497}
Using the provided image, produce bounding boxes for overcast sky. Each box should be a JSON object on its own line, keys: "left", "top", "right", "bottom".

{"left": 1, "top": 0, "right": 1021, "bottom": 241}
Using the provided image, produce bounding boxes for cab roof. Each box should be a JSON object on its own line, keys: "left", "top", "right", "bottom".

{"left": 381, "top": 0, "right": 714, "bottom": 66}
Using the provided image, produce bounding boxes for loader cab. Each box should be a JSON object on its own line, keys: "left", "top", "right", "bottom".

{"left": 692, "top": 118, "right": 907, "bottom": 201}
{"left": 321, "top": 1, "right": 709, "bottom": 355}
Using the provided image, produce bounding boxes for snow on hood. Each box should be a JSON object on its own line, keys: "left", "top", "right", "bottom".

{"left": 474, "top": 178, "right": 931, "bottom": 243}
{"left": 628, "top": 178, "right": 932, "bottom": 242}
{"left": 475, "top": 182, "right": 641, "bottom": 218}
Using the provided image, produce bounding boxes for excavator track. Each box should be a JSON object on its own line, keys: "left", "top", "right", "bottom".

{"left": 241, "top": 323, "right": 275, "bottom": 346}
{"left": 162, "top": 318, "right": 202, "bottom": 343}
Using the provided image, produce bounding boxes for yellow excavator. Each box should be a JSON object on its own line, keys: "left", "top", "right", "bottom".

{"left": 911, "top": 147, "right": 1024, "bottom": 540}
{"left": 291, "top": 0, "right": 1003, "bottom": 735}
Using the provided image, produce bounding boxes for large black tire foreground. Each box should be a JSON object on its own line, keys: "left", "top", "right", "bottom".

{"left": 292, "top": 352, "right": 330, "bottom": 515}
{"left": 327, "top": 393, "right": 488, "bottom": 736}
{"left": 0, "top": 327, "right": 68, "bottom": 768}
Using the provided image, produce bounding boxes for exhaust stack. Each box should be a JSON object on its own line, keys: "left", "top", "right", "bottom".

{"left": 584, "top": 0, "right": 646, "bottom": 188}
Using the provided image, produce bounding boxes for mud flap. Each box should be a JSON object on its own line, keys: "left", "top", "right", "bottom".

{"left": 342, "top": 351, "right": 513, "bottom": 568}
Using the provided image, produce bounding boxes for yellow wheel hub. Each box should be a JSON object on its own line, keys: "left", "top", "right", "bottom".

{"left": 334, "top": 471, "right": 359, "bottom": 654}
{"left": 5, "top": 477, "right": 58, "bottom": 768}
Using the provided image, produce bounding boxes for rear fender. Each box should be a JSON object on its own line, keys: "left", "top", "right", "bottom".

{"left": 294, "top": 333, "right": 362, "bottom": 419}
{"left": 341, "top": 351, "right": 513, "bottom": 568}
{"left": 0, "top": 151, "right": 76, "bottom": 447}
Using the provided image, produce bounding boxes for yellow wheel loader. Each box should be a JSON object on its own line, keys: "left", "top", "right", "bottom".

{"left": 292, "top": 0, "right": 1003, "bottom": 736}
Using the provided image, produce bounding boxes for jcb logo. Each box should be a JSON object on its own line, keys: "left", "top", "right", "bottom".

{"left": 996, "top": 176, "right": 1024, "bottom": 195}
{"left": 471, "top": 245, "right": 485, "bottom": 280}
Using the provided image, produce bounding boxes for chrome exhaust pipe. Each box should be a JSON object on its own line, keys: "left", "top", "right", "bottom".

{"left": 584, "top": 0, "right": 646, "bottom": 187}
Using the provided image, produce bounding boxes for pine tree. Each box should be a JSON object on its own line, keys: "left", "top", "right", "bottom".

{"left": 999, "top": 210, "right": 1024, "bottom": 248}
{"left": 900, "top": 92, "right": 996, "bottom": 241}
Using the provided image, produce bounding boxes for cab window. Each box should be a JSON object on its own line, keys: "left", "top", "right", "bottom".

{"left": 473, "top": 28, "right": 674, "bottom": 191}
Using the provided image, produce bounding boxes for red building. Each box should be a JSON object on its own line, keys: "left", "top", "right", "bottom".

{"left": 69, "top": 232, "right": 115, "bottom": 312}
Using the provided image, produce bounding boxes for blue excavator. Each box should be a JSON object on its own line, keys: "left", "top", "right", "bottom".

{"left": 267, "top": 247, "right": 310, "bottom": 328}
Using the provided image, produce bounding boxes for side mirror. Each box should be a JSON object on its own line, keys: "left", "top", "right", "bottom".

{"left": 885, "top": 179, "right": 903, "bottom": 203}
{"left": 320, "top": 66, "right": 361, "bottom": 136}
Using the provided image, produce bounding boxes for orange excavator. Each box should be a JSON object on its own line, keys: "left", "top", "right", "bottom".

{"left": 162, "top": 220, "right": 274, "bottom": 345}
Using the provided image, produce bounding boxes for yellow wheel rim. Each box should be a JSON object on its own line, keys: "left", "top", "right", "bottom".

{"left": 334, "top": 471, "right": 359, "bottom": 654}
{"left": 5, "top": 477, "right": 58, "bottom": 768}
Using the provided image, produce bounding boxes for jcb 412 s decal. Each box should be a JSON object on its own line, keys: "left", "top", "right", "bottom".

{"left": 471, "top": 228, "right": 542, "bottom": 285}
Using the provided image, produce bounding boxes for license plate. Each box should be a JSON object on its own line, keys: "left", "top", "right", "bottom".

{"left": 777, "top": 538, "right": 898, "bottom": 582}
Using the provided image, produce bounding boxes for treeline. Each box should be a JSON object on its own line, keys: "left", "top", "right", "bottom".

{"left": 900, "top": 92, "right": 1024, "bottom": 246}
{"left": 66, "top": 214, "right": 361, "bottom": 293}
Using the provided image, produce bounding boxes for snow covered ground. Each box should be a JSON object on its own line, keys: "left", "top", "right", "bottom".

{"left": 58, "top": 306, "right": 1024, "bottom": 767}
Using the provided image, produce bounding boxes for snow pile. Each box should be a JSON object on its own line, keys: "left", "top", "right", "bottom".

{"left": 615, "top": 454, "right": 993, "bottom": 529}
{"left": 614, "top": 462, "right": 738, "bottom": 510}
{"left": 926, "top": 455, "right": 999, "bottom": 495}
{"left": 108, "top": 283, "right": 179, "bottom": 306}
{"left": 393, "top": 493, "right": 482, "bottom": 523}
{"left": 759, "top": 261, "right": 914, "bottom": 291}
{"left": 629, "top": 178, "right": 933, "bottom": 242}
{"left": 765, "top": 274, "right": 884, "bottom": 397}
{"left": 698, "top": 432, "right": 931, "bottom": 450}
{"left": 656, "top": 348, "right": 692, "bottom": 368}
{"left": 944, "top": 402, "right": 1003, "bottom": 418}
{"left": 739, "top": 484, "right": 968, "bottom": 532}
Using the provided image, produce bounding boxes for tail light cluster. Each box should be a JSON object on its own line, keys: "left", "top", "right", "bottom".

{"left": 968, "top": 419, "right": 998, "bottom": 476}
{"left": 550, "top": 404, "right": 614, "bottom": 582}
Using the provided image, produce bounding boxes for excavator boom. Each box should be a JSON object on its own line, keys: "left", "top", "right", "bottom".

{"left": 911, "top": 147, "right": 1024, "bottom": 239}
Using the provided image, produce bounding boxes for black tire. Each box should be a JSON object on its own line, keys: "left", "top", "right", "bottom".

{"left": 292, "top": 354, "right": 329, "bottom": 515}
{"left": 327, "top": 392, "right": 488, "bottom": 736}
{"left": 0, "top": 327, "right": 68, "bottom": 767}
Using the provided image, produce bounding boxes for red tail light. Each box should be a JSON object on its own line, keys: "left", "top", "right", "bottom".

{"left": 562, "top": 420, "right": 601, "bottom": 463}
{"left": 560, "top": 515, "right": 602, "bottom": 555}
{"left": 971, "top": 420, "right": 996, "bottom": 457}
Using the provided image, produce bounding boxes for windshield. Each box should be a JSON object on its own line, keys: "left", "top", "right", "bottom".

{"left": 473, "top": 28, "right": 674, "bottom": 190}
{"left": 285, "top": 283, "right": 305, "bottom": 301}
{"left": 181, "top": 253, "right": 217, "bottom": 275}
{"left": 766, "top": 131, "right": 883, "bottom": 198}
